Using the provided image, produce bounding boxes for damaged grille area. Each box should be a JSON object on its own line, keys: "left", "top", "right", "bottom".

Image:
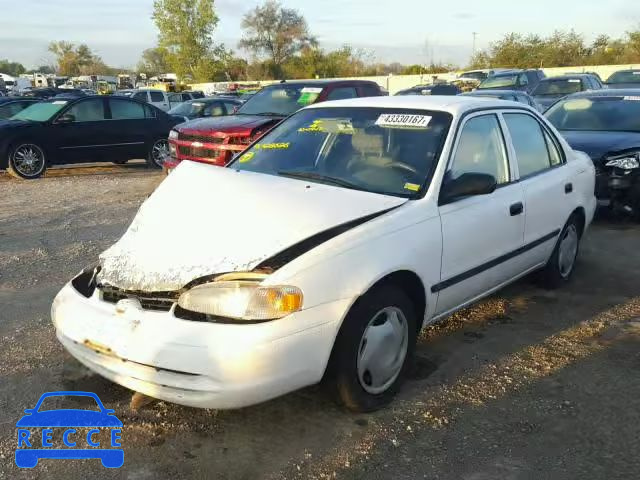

{"left": 178, "top": 145, "right": 221, "bottom": 159}
{"left": 99, "top": 285, "right": 179, "bottom": 312}
{"left": 178, "top": 132, "right": 224, "bottom": 144}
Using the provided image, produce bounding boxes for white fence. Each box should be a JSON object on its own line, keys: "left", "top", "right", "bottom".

{"left": 190, "top": 64, "right": 640, "bottom": 96}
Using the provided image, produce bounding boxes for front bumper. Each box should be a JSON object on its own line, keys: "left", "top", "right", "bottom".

{"left": 168, "top": 138, "right": 247, "bottom": 168}
{"left": 52, "top": 284, "right": 350, "bottom": 409}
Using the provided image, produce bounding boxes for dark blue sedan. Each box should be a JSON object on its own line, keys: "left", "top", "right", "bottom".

{"left": 545, "top": 89, "right": 640, "bottom": 219}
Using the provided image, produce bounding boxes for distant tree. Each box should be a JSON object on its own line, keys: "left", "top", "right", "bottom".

{"left": 48, "top": 41, "right": 108, "bottom": 76}
{"left": 137, "top": 47, "right": 171, "bottom": 77}
{"left": 152, "top": 0, "right": 224, "bottom": 82}
{"left": 34, "top": 65, "right": 56, "bottom": 75}
{"left": 239, "top": 0, "right": 316, "bottom": 78}
{"left": 0, "top": 59, "right": 26, "bottom": 77}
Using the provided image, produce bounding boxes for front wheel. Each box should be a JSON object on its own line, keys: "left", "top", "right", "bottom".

{"left": 328, "top": 285, "right": 417, "bottom": 412}
{"left": 539, "top": 215, "right": 582, "bottom": 289}
{"left": 147, "top": 139, "right": 170, "bottom": 168}
{"left": 7, "top": 143, "right": 47, "bottom": 179}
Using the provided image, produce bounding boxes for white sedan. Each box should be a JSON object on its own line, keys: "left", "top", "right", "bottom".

{"left": 52, "top": 96, "right": 596, "bottom": 412}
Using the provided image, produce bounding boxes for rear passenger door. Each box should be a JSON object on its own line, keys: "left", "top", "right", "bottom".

{"left": 501, "top": 112, "right": 572, "bottom": 267}
{"left": 106, "top": 98, "right": 154, "bottom": 160}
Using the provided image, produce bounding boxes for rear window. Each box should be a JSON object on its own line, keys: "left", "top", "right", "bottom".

{"left": 479, "top": 75, "right": 518, "bottom": 89}
{"left": 533, "top": 79, "right": 583, "bottom": 96}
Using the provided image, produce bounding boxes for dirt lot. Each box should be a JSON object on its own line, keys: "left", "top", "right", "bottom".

{"left": 1, "top": 166, "right": 639, "bottom": 480}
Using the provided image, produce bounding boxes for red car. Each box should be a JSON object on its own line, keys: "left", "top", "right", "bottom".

{"left": 166, "top": 80, "right": 384, "bottom": 170}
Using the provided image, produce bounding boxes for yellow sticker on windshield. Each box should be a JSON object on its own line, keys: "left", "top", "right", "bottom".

{"left": 299, "top": 120, "right": 325, "bottom": 133}
{"left": 404, "top": 183, "right": 421, "bottom": 192}
{"left": 255, "top": 143, "right": 290, "bottom": 150}
{"left": 239, "top": 152, "right": 255, "bottom": 163}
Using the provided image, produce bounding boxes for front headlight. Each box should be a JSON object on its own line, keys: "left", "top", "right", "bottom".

{"left": 177, "top": 281, "right": 303, "bottom": 322}
{"left": 169, "top": 130, "right": 179, "bottom": 140}
{"left": 606, "top": 155, "right": 640, "bottom": 170}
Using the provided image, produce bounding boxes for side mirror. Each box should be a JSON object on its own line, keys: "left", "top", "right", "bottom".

{"left": 56, "top": 113, "right": 75, "bottom": 124}
{"left": 24, "top": 409, "right": 34, "bottom": 414}
{"left": 440, "top": 172, "right": 497, "bottom": 204}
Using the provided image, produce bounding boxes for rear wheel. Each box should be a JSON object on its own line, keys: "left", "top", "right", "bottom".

{"left": 539, "top": 215, "right": 581, "bottom": 289}
{"left": 147, "top": 139, "right": 169, "bottom": 168}
{"left": 328, "top": 285, "right": 417, "bottom": 412}
{"left": 7, "top": 143, "right": 47, "bottom": 179}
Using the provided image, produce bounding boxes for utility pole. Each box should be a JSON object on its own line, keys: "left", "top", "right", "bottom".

{"left": 472, "top": 32, "right": 478, "bottom": 56}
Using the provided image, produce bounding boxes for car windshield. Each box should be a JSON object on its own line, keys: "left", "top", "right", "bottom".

{"left": 534, "top": 79, "right": 583, "bottom": 96}
{"left": 236, "top": 84, "right": 325, "bottom": 116}
{"left": 479, "top": 75, "right": 518, "bottom": 89}
{"left": 169, "top": 101, "right": 208, "bottom": 116}
{"left": 396, "top": 88, "right": 431, "bottom": 96}
{"left": 546, "top": 96, "right": 640, "bottom": 132}
{"left": 230, "top": 107, "right": 452, "bottom": 198}
{"left": 606, "top": 71, "right": 640, "bottom": 84}
{"left": 11, "top": 101, "right": 68, "bottom": 121}
{"left": 37, "top": 395, "right": 101, "bottom": 412}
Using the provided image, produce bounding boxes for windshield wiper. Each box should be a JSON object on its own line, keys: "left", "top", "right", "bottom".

{"left": 277, "top": 171, "right": 363, "bottom": 190}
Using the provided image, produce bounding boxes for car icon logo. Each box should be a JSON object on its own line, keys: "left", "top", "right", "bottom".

{"left": 15, "top": 391, "right": 124, "bottom": 469}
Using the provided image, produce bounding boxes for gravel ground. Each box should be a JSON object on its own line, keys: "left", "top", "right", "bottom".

{"left": 1, "top": 166, "right": 639, "bottom": 480}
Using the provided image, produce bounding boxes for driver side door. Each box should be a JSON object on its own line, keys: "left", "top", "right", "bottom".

{"left": 434, "top": 113, "right": 526, "bottom": 316}
{"left": 50, "top": 98, "right": 108, "bottom": 164}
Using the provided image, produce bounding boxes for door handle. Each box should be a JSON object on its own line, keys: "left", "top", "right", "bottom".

{"left": 565, "top": 183, "right": 573, "bottom": 194}
{"left": 510, "top": 202, "right": 524, "bottom": 216}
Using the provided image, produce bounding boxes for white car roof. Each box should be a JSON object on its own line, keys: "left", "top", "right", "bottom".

{"left": 305, "top": 95, "right": 531, "bottom": 116}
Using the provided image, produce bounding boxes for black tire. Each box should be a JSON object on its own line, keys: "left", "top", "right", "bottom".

{"left": 147, "top": 138, "right": 169, "bottom": 169}
{"left": 7, "top": 143, "right": 47, "bottom": 179}
{"left": 538, "top": 215, "right": 582, "bottom": 289}
{"left": 113, "top": 159, "right": 129, "bottom": 165}
{"left": 327, "top": 285, "right": 417, "bottom": 413}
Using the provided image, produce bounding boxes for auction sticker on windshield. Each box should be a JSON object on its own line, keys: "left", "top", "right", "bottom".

{"left": 375, "top": 114, "right": 432, "bottom": 129}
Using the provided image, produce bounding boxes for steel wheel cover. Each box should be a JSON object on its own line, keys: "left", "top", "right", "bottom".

{"left": 558, "top": 224, "right": 578, "bottom": 278}
{"left": 356, "top": 306, "right": 409, "bottom": 394}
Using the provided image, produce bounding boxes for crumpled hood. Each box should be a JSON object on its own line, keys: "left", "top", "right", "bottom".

{"left": 178, "top": 114, "right": 281, "bottom": 136}
{"left": 99, "top": 161, "right": 406, "bottom": 291}
{"left": 559, "top": 130, "right": 640, "bottom": 163}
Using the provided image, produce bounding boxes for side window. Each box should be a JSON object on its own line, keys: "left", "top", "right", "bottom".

{"left": 149, "top": 91, "right": 165, "bottom": 103}
{"left": 223, "top": 101, "right": 238, "bottom": 114}
{"left": 132, "top": 91, "right": 148, "bottom": 102}
{"left": 449, "top": 114, "right": 510, "bottom": 185}
{"left": 206, "top": 102, "right": 225, "bottom": 117}
{"left": 65, "top": 99, "right": 105, "bottom": 122}
{"left": 144, "top": 104, "right": 156, "bottom": 118}
{"left": 109, "top": 99, "right": 146, "bottom": 119}
{"left": 326, "top": 87, "right": 358, "bottom": 101}
{"left": 519, "top": 74, "right": 529, "bottom": 86}
{"left": 182, "top": 93, "right": 192, "bottom": 102}
{"left": 544, "top": 129, "right": 563, "bottom": 166}
{"left": 361, "top": 84, "right": 381, "bottom": 97}
{"left": 503, "top": 113, "right": 552, "bottom": 178}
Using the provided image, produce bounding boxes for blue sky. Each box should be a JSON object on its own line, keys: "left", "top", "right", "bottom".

{"left": 1, "top": 0, "right": 639, "bottom": 69}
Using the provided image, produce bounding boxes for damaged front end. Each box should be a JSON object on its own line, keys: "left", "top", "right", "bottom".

{"left": 597, "top": 151, "right": 640, "bottom": 218}
{"left": 70, "top": 267, "right": 302, "bottom": 324}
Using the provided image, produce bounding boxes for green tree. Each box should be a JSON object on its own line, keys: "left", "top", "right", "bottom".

{"left": 152, "top": 0, "right": 223, "bottom": 82}
{"left": 137, "top": 47, "right": 171, "bottom": 77}
{"left": 48, "top": 41, "right": 108, "bottom": 76}
{"left": 0, "top": 59, "right": 26, "bottom": 77}
{"left": 239, "top": 0, "right": 316, "bottom": 78}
